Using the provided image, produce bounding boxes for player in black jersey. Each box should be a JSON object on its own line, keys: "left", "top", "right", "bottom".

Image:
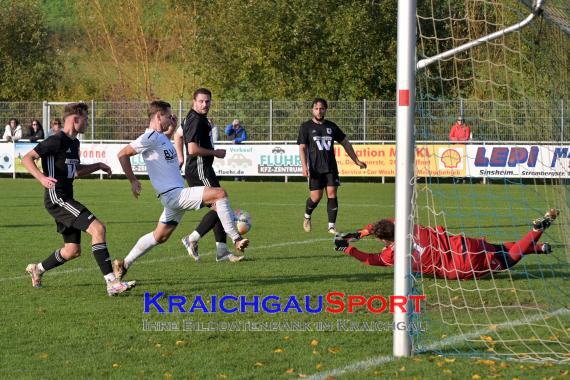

{"left": 173, "top": 88, "right": 247, "bottom": 262}
{"left": 21, "top": 102, "right": 135, "bottom": 296}
{"left": 297, "top": 98, "right": 367, "bottom": 234}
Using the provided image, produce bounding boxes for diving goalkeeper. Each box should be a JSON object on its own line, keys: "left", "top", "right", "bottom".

{"left": 334, "top": 209, "right": 559, "bottom": 280}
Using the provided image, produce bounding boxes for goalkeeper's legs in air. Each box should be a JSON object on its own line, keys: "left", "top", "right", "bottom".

{"left": 492, "top": 208, "right": 559, "bottom": 269}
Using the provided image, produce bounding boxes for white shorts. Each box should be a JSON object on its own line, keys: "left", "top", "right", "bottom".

{"left": 158, "top": 187, "right": 205, "bottom": 225}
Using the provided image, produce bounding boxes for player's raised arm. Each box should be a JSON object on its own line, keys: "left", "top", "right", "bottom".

{"left": 117, "top": 144, "right": 141, "bottom": 198}
{"left": 22, "top": 149, "right": 57, "bottom": 189}
{"left": 340, "top": 137, "right": 367, "bottom": 169}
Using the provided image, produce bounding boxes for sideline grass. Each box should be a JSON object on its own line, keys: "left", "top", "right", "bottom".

{"left": 0, "top": 179, "right": 566, "bottom": 379}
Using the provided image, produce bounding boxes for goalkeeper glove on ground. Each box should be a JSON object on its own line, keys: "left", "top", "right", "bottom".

{"left": 334, "top": 234, "right": 350, "bottom": 252}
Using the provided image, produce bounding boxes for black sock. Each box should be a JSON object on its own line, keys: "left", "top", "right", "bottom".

{"left": 305, "top": 198, "right": 320, "bottom": 216}
{"left": 196, "top": 210, "right": 219, "bottom": 236}
{"left": 40, "top": 249, "right": 67, "bottom": 271}
{"left": 92, "top": 243, "right": 113, "bottom": 276}
{"left": 327, "top": 197, "right": 338, "bottom": 224}
{"left": 213, "top": 220, "right": 227, "bottom": 243}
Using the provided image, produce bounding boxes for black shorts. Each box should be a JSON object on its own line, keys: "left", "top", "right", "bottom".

{"left": 186, "top": 166, "right": 220, "bottom": 188}
{"left": 309, "top": 172, "right": 341, "bottom": 191}
{"left": 44, "top": 198, "right": 96, "bottom": 244}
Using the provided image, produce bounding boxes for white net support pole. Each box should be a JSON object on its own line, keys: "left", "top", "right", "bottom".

{"left": 416, "top": 0, "right": 544, "bottom": 71}
{"left": 393, "top": 0, "right": 417, "bottom": 357}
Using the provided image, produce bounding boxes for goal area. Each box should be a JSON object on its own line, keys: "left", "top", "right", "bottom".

{"left": 394, "top": 0, "right": 569, "bottom": 362}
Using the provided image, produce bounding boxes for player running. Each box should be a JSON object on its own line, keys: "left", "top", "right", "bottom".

{"left": 334, "top": 209, "right": 559, "bottom": 280}
{"left": 22, "top": 102, "right": 135, "bottom": 296}
{"left": 112, "top": 100, "right": 248, "bottom": 279}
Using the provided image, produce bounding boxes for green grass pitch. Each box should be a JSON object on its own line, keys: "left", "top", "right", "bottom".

{"left": 1, "top": 179, "right": 567, "bottom": 379}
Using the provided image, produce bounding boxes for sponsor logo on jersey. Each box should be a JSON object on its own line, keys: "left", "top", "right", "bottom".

{"left": 163, "top": 148, "right": 176, "bottom": 161}
{"left": 313, "top": 136, "right": 333, "bottom": 151}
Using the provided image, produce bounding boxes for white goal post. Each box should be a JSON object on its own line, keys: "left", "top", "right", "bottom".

{"left": 393, "top": 0, "right": 546, "bottom": 357}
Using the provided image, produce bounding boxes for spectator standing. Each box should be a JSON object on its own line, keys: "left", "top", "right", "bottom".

{"left": 28, "top": 119, "right": 45, "bottom": 142}
{"left": 48, "top": 119, "right": 62, "bottom": 137}
{"left": 448, "top": 116, "right": 472, "bottom": 141}
{"left": 3, "top": 118, "right": 22, "bottom": 142}
{"left": 225, "top": 119, "right": 247, "bottom": 144}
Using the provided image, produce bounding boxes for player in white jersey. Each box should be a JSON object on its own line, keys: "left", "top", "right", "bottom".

{"left": 112, "top": 101, "right": 249, "bottom": 279}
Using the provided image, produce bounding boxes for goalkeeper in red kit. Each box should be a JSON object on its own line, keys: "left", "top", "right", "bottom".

{"left": 334, "top": 209, "right": 559, "bottom": 280}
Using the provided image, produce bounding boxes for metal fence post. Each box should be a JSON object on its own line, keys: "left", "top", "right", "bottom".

{"left": 269, "top": 99, "right": 273, "bottom": 142}
{"left": 179, "top": 99, "right": 183, "bottom": 126}
{"left": 561, "top": 99, "right": 564, "bottom": 142}
{"left": 91, "top": 100, "right": 95, "bottom": 140}
{"left": 42, "top": 101, "right": 48, "bottom": 132}
{"left": 363, "top": 99, "right": 367, "bottom": 142}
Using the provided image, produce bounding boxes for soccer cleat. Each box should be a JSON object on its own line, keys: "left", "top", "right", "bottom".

{"left": 303, "top": 217, "right": 312, "bottom": 232}
{"left": 328, "top": 226, "right": 337, "bottom": 234}
{"left": 540, "top": 242, "right": 552, "bottom": 254}
{"left": 216, "top": 250, "right": 245, "bottom": 262}
{"left": 234, "top": 237, "right": 250, "bottom": 253}
{"left": 112, "top": 259, "right": 128, "bottom": 280}
{"left": 532, "top": 208, "right": 560, "bottom": 231}
{"left": 25, "top": 263, "right": 43, "bottom": 288}
{"left": 107, "top": 279, "right": 136, "bottom": 296}
{"left": 181, "top": 236, "right": 200, "bottom": 262}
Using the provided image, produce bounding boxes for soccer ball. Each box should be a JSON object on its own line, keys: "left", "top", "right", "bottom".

{"left": 234, "top": 209, "right": 251, "bottom": 235}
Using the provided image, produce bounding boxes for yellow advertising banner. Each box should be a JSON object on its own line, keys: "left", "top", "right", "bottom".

{"left": 335, "top": 144, "right": 467, "bottom": 177}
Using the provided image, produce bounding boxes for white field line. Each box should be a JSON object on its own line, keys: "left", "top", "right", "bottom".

{"left": 4, "top": 238, "right": 331, "bottom": 283}
{"left": 307, "top": 308, "right": 570, "bottom": 380}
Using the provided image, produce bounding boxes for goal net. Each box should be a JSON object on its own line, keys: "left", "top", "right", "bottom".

{"left": 412, "top": 0, "right": 569, "bottom": 362}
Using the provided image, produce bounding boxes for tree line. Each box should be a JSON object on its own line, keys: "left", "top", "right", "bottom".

{"left": 1, "top": 0, "right": 567, "bottom": 101}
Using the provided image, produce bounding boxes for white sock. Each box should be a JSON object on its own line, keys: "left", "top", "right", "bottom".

{"left": 37, "top": 263, "right": 45, "bottom": 273}
{"left": 104, "top": 273, "right": 117, "bottom": 283}
{"left": 188, "top": 231, "right": 201, "bottom": 241}
{"left": 215, "top": 198, "right": 240, "bottom": 241}
{"left": 328, "top": 223, "right": 336, "bottom": 229}
{"left": 124, "top": 232, "right": 159, "bottom": 268}
{"left": 216, "top": 242, "right": 228, "bottom": 255}
{"left": 216, "top": 198, "right": 241, "bottom": 241}
{"left": 304, "top": 213, "right": 311, "bottom": 219}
